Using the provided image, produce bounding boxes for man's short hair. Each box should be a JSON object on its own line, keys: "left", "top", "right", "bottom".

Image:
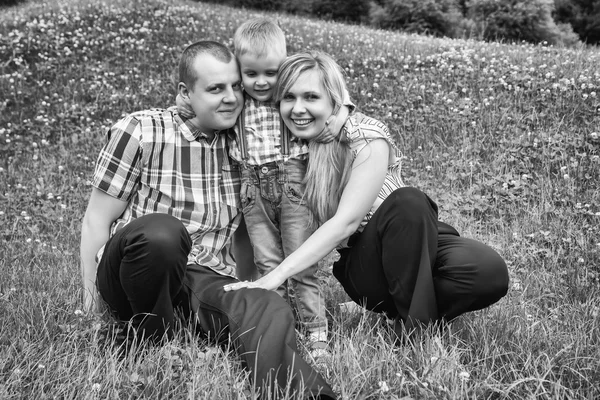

{"left": 233, "top": 18, "right": 286, "bottom": 58}
{"left": 179, "top": 41, "right": 235, "bottom": 89}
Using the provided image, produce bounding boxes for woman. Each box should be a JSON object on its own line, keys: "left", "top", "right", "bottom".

{"left": 224, "top": 51, "right": 509, "bottom": 334}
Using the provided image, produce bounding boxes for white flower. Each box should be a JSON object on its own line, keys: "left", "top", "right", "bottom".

{"left": 378, "top": 381, "right": 390, "bottom": 392}
{"left": 459, "top": 371, "right": 470, "bottom": 381}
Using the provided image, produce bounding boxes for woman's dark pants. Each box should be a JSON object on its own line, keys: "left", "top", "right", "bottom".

{"left": 333, "top": 187, "right": 509, "bottom": 331}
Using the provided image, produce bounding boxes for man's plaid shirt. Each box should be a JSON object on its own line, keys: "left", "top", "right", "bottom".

{"left": 229, "top": 94, "right": 309, "bottom": 164}
{"left": 92, "top": 107, "right": 242, "bottom": 277}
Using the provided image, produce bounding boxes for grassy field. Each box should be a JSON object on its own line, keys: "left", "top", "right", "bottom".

{"left": 1, "top": 0, "right": 599, "bottom": 398}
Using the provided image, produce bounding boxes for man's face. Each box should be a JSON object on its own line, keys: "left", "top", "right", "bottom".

{"left": 238, "top": 50, "right": 286, "bottom": 102}
{"left": 184, "top": 54, "right": 243, "bottom": 135}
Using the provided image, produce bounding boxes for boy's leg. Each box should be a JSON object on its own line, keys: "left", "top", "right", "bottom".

{"left": 281, "top": 159, "right": 328, "bottom": 343}
{"left": 241, "top": 164, "right": 287, "bottom": 295}
{"left": 184, "top": 265, "right": 336, "bottom": 399}
{"left": 96, "top": 214, "right": 192, "bottom": 340}
{"left": 434, "top": 233, "right": 509, "bottom": 320}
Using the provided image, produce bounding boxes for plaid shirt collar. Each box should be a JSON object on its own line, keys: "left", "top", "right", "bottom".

{"left": 175, "top": 110, "right": 236, "bottom": 142}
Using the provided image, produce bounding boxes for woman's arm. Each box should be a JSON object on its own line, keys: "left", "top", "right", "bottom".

{"left": 224, "top": 138, "right": 390, "bottom": 291}
{"left": 80, "top": 188, "right": 128, "bottom": 313}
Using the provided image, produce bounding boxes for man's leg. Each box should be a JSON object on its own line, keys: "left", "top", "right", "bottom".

{"left": 96, "top": 214, "right": 192, "bottom": 340}
{"left": 184, "top": 265, "right": 336, "bottom": 399}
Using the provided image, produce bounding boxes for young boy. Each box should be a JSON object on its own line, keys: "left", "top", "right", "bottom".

{"left": 178, "top": 18, "right": 351, "bottom": 358}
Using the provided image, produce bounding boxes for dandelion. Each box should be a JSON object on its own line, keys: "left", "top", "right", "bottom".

{"left": 74, "top": 309, "right": 84, "bottom": 316}
{"left": 91, "top": 383, "right": 101, "bottom": 391}
{"left": 378, "top": 381, "right": 390, "bottom": 393}
{"left": 459, "top": 371, "right": 470, "bottom": 381}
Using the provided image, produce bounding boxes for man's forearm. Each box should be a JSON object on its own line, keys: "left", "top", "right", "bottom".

{"left": 80, "top": 219, "right": 109, "bottom": 313}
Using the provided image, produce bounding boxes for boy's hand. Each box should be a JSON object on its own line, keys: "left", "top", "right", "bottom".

{"left": 315, "top": 105, "right": 350, "bottom": 143}
{"left": 175, "top": 93, "right": 196, "bottom": 119}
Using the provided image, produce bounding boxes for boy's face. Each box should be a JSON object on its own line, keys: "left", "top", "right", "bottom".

{"left": 182, "top": 53, "right": 243, "bottom": 135}
{"left": 238, "top": 50, "right": 286, "bottom": 102}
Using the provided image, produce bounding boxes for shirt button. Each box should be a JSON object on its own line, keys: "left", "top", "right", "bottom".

{"left": 261, "top": 166, "right": 269, "bottom": 174}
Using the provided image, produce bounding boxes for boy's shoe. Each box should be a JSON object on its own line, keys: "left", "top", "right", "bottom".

{"left": 308, "top": 340, "right": 332, "bottom": 364}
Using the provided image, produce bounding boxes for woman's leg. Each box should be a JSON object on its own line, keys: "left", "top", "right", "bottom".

{"left": 333, "top": 187, "right": 440, "bottom": 328}
{"left": 96, "top": 213, "right": 192, "bottom": 340}
{"left": 434, "top": 234, "right": 509, "bottom": 321}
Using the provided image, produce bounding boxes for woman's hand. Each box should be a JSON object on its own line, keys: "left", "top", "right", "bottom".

{"left": 223, "top": 271, "right": 285, "bottom": 292}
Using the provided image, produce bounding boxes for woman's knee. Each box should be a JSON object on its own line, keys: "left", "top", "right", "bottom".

{"left": 379, "top": 188, "right": 438, "bottom": 226}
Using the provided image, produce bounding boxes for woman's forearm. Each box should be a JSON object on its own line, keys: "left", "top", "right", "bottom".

{"left": 274, "top": 216, "right": 358, "bottom": 280}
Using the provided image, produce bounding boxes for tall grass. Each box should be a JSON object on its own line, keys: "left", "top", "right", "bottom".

{"left": 1, "top": 0, "right": 599, "bottom": 398}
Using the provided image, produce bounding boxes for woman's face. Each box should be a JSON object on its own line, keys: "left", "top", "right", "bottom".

{"left": 279, "top": 69, "right": 334, "bottom": 140}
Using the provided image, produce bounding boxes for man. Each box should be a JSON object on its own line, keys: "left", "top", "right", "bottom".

{"left": 80, "top": 40, "right": 335, "bottom": 400}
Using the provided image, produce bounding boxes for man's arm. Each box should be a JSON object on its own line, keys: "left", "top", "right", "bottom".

{"left": 80, "top": 188, "right": 128, "bottom": 313}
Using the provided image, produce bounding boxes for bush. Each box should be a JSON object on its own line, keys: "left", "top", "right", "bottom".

{"left": 467, "top": 0, "right": 580, "bottom": 45}
{"left": 0, "top": 0, "right": 27, "bottom": 7}
{"left": 369, "top": 0, "right": 465, "bottom": 37}
{"left": 554, "top": 0, "right": 600, "bottom": 44}
{"left": 309, "top": 0, "right": 371, "bottom": 23}
{"left": 192, "top": 0, "right": 284, "bottom": 12}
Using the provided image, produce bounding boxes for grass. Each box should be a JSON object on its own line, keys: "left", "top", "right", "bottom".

{"left": 1, "top": 0, "right": 599, "bottom": 398}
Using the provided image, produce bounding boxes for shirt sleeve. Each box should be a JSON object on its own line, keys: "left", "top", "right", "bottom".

{"left": 345, "top": 114, "right": 397, "bottom": 163}
{"left": 92, "top": 115, "right": 143, "bottom": 201}
{"left": 342, "top": 87, "right": 356, "bottom": 113}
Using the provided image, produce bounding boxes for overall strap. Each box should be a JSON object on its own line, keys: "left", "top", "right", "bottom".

{"left": 236, "top": 103, "right": 248, "bottom": 167}
{"left": 280, "top": 113, "right": 290, "bottom": 162}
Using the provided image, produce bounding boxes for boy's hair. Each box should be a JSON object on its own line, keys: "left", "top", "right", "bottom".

{"left": 233, "top": 18, "right": 286, "bottom": 58}
{"left": 179, "top": 40, "right": 235, "bottom": 90}
{"left": 275, "top": 51, "right": 352, "bottom": 226}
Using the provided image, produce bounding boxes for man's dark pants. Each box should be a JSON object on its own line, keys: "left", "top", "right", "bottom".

{"left": 96, "top": 213, "right": 335, "bottom": 399}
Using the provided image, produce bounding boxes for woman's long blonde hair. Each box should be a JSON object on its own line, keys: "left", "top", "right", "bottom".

{"left": 275, "top": 51, "right": 353, "bottom": 227}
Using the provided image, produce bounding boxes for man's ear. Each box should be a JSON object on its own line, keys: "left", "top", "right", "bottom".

{"left": 178, "top": 82, "right": 190, "bottom": 101}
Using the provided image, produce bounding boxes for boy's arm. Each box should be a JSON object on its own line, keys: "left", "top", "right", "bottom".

{"left": 315, "top": 87, "right": 355, "bottom": 143}
{"left": 175, "top": 93, "right": 196, "bottom": 119}
{"left": 80, "top": 188, "right": 128, "bottom": 313}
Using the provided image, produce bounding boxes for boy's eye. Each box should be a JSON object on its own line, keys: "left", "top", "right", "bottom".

{"left": 244, "top": 72, "right": 256, "bottom": 77}
{"left": 266, "top": 71, "right": 277, "bottom": 77}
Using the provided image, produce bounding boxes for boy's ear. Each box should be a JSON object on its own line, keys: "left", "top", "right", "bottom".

{"left": 178, "top": 82, "right": 190, "bottom": 100}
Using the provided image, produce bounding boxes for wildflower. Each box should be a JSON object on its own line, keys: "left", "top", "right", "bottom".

{"left": 91, "top": 383, "right": 101, "bottom": 391}
{"left": 74, "top": 309, "right": 84, "bottom": 316}
{"left": 378, "top": 381, "right": 390, "bottom": 393}
{"left": 459, "top": 371, "right": 470, "bottom": 381}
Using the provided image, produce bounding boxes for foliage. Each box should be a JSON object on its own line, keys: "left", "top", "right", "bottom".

{"left": 369, "top": 0, "right": 465, "bottom": 38}
{"left": 0, "top": 0, "right": 27, "bottom": 7}
{"left": 554, "top": 0, "right": 600, "bottom": 44}
{"left": 467, "top": 0, "right": 580, "bottom": 45}
{"left": 1, "top": 0, "right": 600, "bottom": 398}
